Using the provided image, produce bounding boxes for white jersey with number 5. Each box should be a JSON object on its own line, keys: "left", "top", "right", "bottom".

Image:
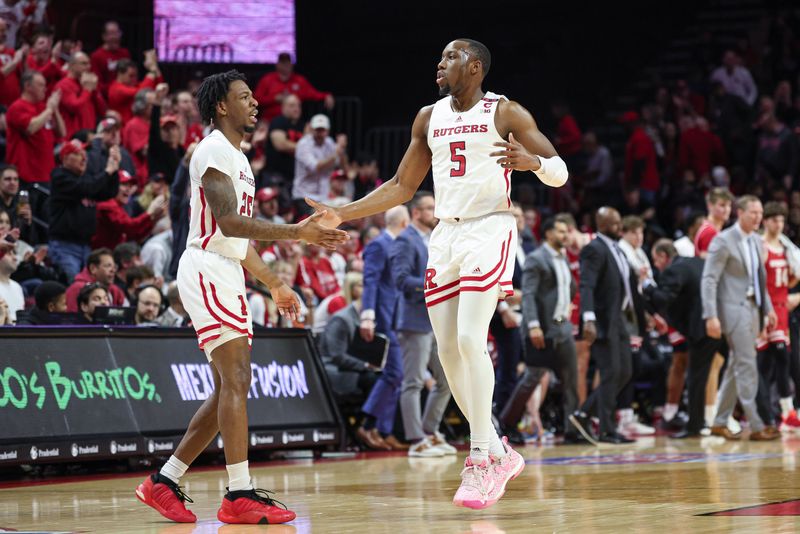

{"left": 427, "top": 91, "right": 510, "bottom": 220}
{"left": 187, "top": 129, "right": 256, "bottom": 261}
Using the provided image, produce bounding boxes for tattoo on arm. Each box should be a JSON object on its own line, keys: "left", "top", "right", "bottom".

{"left": 202, "top": 168, "right": 298, "bottom": 241}
{"left": 202, "top": 168, "right": 238, "bottom": 222}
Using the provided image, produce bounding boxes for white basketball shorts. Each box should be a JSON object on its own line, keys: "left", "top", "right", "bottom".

{"left": 177, "top": 246, "right": 253, "bottom": 360}
{"left": 424, "top": 211, "right": 517, "bottom": 308}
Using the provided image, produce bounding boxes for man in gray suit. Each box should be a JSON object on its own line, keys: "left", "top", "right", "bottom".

{"left": 701, "top": 195, "right": 779, "bottom": 441}
{"left": 506, "top": 217, "right": 580, "bottom": 441}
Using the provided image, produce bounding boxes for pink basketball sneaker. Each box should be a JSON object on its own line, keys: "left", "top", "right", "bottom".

{"left": 486, "top": 437, "right": 525, "bottom": 505}
{"left": 452, "top": 457, "right": 495, "bottom": 509}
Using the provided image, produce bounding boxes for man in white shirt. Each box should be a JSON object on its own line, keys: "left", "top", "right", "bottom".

{"left": 710, "top": 50, "right": 757, "bottom": 106}
{"left": 292, "top": 114, "right": 346, "bottom": 218}
{"left": 0, "top": 249, "right": 24, "bottom": 322}
{"left": 618, "top": 215, "right": 653, "bottom": 288}
{"left": 674, "top": 212, "right": 705, "bottom": 258}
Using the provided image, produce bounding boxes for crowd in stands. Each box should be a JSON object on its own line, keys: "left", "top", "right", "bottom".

{"left": 2, "top": 7, "right": 800, "bottom": 451}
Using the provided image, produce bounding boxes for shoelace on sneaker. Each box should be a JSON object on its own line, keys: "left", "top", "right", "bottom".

{"left": 157, "top": 475, "right": 194, "bottom": 504}
{"left": 459, "top": 463, "right": 491, "bottom": 496}
{"left": 231, "top": 488, "right": 290, "bottom": 510}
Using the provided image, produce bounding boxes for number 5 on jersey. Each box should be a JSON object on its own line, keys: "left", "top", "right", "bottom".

{"left": 239, "top": 192, "right": 254, "bottom": 217}
{"left": 449, "top": 141, "right": 466, "bottom": 177}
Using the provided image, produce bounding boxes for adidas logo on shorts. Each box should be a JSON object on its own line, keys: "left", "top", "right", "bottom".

{"left": 472, "top": 267, "right": 481, "bottom": 274}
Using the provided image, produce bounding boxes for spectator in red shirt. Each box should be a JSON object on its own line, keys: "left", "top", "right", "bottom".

{"left": 25, "top": 30, "right": 63, "bottom": 93}
{"left": 7, "top": 71, "right": 65, "bottom": 185}
{"left": 621, "top": 111, "right": 660, "bottom": 205}
{"left": 90, "top": 20, "right": 131, "bottom": 97}
{"left": 108, "top": 55, "right": 160, "bottom": 125}
{"left": 173, "top": 90, "right": 203, "bottom": 148}
{"left": 296, "top": 244, "right": 340, "bottom": 300}
{"left": 0, "top": 19, "right": 27, "bottom": 107}
{"left": 254, "top": 52, "right": 334, "bottom": 121}
{"left": 65, "top": 247, "right": 126, "bottom": 311}
{"left": 694, "top": 186, "right": 733, "bottom": 258}
{"left": 54, "top": 51, "right": 105, "bottom": 140}
{"left": 122, "top": 88, "right": 153, "bottom": 184}
{"left": 678, "top": 116, "right": 726, "bottom": 184}
{"left": 91, "top": 169, "right": 166, "bottom": 250}
{"left": 552, "top": 99, "right": 582, "bottom": 158}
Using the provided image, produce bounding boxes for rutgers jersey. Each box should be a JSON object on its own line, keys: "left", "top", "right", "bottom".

{"left": 427, "top": 91, "right": 511, "bottom": 220}
{"left": 187, "top": 129, "right": 256, "bottom": 261}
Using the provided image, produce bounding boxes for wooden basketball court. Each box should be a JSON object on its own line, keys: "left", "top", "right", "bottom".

{"left": 2, "top": 436, "right": 800, "bottom": 533}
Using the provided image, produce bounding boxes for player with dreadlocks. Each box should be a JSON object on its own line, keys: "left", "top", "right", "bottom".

{"left": 135, "top": 70, "right": 348, "bottom": 525}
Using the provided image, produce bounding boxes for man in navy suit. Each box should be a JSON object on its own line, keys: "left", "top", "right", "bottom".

{"left": 391, "top": 192, "right": 454, "bottom": 456}
{"left": 360, "top": 205, "right": 410, "bottom": 449}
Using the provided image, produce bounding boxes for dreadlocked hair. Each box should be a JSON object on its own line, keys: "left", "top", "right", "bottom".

{"left": 195, "top": 70, "right": 248, "bottom": 125}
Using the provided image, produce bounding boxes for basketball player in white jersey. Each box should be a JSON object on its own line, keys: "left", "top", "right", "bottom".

{"left": 307, "top": 39, "right": 567, "bottom": 509}
{"left": 135, "top": 70, "right": 348, "bottom": 525}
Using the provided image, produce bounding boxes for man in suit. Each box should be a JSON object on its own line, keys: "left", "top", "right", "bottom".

{"left": 701, "top": 195, "right": 779, "bottom": 441}
{"left": 360, "top": 205, "right": 410, "bottom": 450}
{"left": 570, "top": 207, "right": 639, "bottom": 444}
{"left": 645, "top": 239, "right": 723, "bottom": 437}
{"left": 492, "top": 202, "right": 537, "bottom": 437}
{"left": 390, "top": 192, "right": 454, "bottom": 457}
{"left": 502, "top": 217, "right": 580, "bottom": 442}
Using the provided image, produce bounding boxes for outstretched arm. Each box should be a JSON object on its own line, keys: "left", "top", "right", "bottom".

{"left": 491, "top": 100, "right": 568, "bottom": 187}
{"left": 202, "top": 167, "right": 348, "bottom": 249}
{"left": 306, "top": 106, "right": 434, "bottom": 227}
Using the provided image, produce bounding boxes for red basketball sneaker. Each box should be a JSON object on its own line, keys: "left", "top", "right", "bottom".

{"left": 217, "top": 488, "right": 296, "bottom": 524}
{"left": 135, "top": 473, "right": 197, "bottom": 523}
{"left": 781, "top": 410, "right": 800, "bottom": 433}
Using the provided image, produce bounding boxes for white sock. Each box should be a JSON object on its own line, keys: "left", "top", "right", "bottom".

{"left": 226, "top": 460, "right": 253, "bottom": 492}
{"left": 663, "top": 403, "right": 678, "bottom": 422}
{"left": 489, "top": 434, "right": 506, "bottom": 458}
{"left": 159, "top": 455, "right": 189, "bottom": 484}
{"left": 780, "top": 397, "right": 795, "bottom": 416}
{"left": 618, "top": 408, "right": 633, "bottom": 424}
{"left": 469, "top": 435, "right": 490, "bottom": 464}
{"left": 704, "top": 405, "right": 716, "bottom": 428}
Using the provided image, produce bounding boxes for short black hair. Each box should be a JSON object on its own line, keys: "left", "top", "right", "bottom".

{"left": 34, "top": 281, "right": 66, "bottom": 310}
{"left": 541, "top": 217, "right": 563, "bottom": 237}
{"left": 195, "top": 69, "right": 248, "bottom": 125}
{"left": 126, "top": 265, "right": 154, "bottom": 287}
{"left": 116, "top": 58, "right": 135, "bottom": 75}
{"left": 77, "top": 282, "right": 108, "bottom": 307}
{"left": 87, "top": 247, "right": 113, "bottom": 267}
{"left": 455, "top": 38, "right": 491, "bottom": 78}
{"left": 114, "top": 242, "right": 140, "bottom": 267}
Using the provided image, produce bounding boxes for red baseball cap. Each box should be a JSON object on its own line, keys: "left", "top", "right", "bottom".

{"left": 255, "top": 187, "right": 279, "bottom": 203}
{"left": 119, "top": 169, "right": 136, "bottom": 184}
{"left": 60, "top": 140, "right": 87, "bottom": 160}
{"left": 330, "top": 169, "right": 347, "bottom": 181}
{"left": 160, "top": 114, "right": 179, "bottom": 128}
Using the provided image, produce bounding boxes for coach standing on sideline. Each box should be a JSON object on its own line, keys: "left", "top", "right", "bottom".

{"left": 701, "top": 195, "right": 779, "bottom": 441}
{"left": 570, "top": 207, "right": 638, "bottom": 444}
{"left": 506, "top": 217, "right": 580, "bottom": 442}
